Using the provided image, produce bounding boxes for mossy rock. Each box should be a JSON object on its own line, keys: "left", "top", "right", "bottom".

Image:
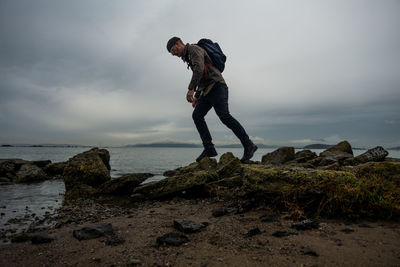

{"left": 133, "top": 170, "right": 219, "bottom": 199}
{"left": 216, "top": 153, "right": 242, "bottom": 178}
{"left": 163, "top": 158, "right": 217, "bottom": 177}
{"left": 63, "top": 148, "right": 111, "bottom": 190}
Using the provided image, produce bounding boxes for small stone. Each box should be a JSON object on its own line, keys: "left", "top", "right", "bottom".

{"left": 272, "top": 230, "right": 298, "bottom": 238}
{"left": 341, "top": 228, "right": 355, "bottom": 234}
{"left": 244, "top": 227, "right": 261, "bottom": 238}
{"left": 156, "top": 232, "right": 189, "bottom": 246}
{"left": 291, "top": 220, "right": 320, "bottom": 230}
{"left": 173, "top": 219, "right": 206, "bottom": 233}
{"left": 127, "top": 259, "right": 142, "bottom": 266}
{"left": 301, "top": 247, "right": 319, "bottom": 256}
{"left": 358, "top": 223, "right": 373, "bottom": 228}
{"left": 260, "top": 214, "right": 277, "bottom": 222}
{"left": 31, "top": 234, "right": 54, "bottom": 244}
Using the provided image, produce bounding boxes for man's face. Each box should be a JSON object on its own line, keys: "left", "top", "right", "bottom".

{"left": 170, "top": 41, "right": 184, "bottom": 57}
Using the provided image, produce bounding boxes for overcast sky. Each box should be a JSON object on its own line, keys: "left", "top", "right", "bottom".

{"left": 0, "top": 0, "right": 399, "bottom": 148}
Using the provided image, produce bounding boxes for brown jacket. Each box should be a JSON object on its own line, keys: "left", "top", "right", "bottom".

{"left": 182, "top": 43, "right": 225, "bottom": 93}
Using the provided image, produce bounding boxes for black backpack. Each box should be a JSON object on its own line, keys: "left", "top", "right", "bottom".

{"left": 197, "top": 38, "right": 227, "bottom": 73}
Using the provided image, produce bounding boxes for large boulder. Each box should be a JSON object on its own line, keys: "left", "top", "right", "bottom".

{"left": 63, "top": 148, "right": 111, "bottom": 190}
{"left": 15, "top": 164, "right": 48, "bottom": 183}
{"left": 97, "top": 173, "right": 153, "bottom": 195}
{"left": 320, "top": 141, "right": 353, "bottom": 158}
{"left": 0, "top": 159, "right": 30, "bottom": 181}
{"left": 262, "top": 147, "right": 295, "bottom": 165}
{"left": 318, "top": 141, "right": 354, "bottom": 166}
{"left": 354, "top": 146, "right": 389, "bottom": 164}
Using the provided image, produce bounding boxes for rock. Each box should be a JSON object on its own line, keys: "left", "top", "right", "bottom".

{"left": 156, "top": 232, "right": 189, "bottom": 246}
{"left": 291, "top": 220, "right": 320, "bottom": 230}
{"left": 216, "top": 153, "right": 242, "bottom": 178}
{"left": 212, "top": 207, "right": 238, "bottom": 217}
{"left": 105, "top": 234, "right": 125, "bottom": 246}
{"left": 16, "top": 164, "right": 48, "bottom": 183}
{"left": 11, "top": 233, "right": 31, "bottom": 243}
{"left": 0, "top": 177, "right": 11, "bottom": 184}
{"left": 260, "top": 213, "right": 277, "bottom": 222}
{"left": 319, "top": 141, "right": 354, "bottom": 164}
{"left": 295, "top": 150, "right": 317, "bottom": 163}
{"left": 64, "top": 184, "right": 97, "bottom": 199}
{"left": 262, "top": 147, "right": 295, "bottom": 165}
{"left": 244, "top": 227, "right": 261, "bottom": 238}
{"left": 355, "top": 146, "right": 388, "bottom": 164}
{"left": 97, "top": 173, "right": 153, "bottom": 195}
{"left": 43, "top": 161, "right": 67, "bottom": 176}
{"left": 198, "top": 157, "right": 218, "bottom": 170}
{"left": 358, "top": 223, "right": 373, "bottom": 228}
{"left": 73, "top": 223, "right": 114, "bottom": 241}
{"left": 63, "top": 148, "right": 111, "bottom": 190}
{"left": 341, "top": 228, "right": 355, "bottom": 234}
{"left": 31, "top": 160, "right": 52, "bottom": 168}
{"left": 31, "top": 234, "right": 54, "bottom": 244}
{"left": 173, "top": 219, "right": 206, "bottom": 233}
{"left": 272, "top": 230, "right": 298, "bottom": 237}
{"left": 132, "top": 170, "right": 219, "bottom": 200}
{"left": 301, "top": 247, "right": 319, "bottom": 256}
{"left": 127, "top": 259, "right": 142, "bottom": 266}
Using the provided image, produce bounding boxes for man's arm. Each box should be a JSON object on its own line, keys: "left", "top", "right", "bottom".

{"left": 187, "top": 46, "right": 205, "bottom": 91}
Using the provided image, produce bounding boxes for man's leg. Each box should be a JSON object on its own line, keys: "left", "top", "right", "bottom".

{"left": 211, "top": 83, "right": 258, "bottom": 162}
{"left": 192, "top": 97, "right": 217, "bottom": 161}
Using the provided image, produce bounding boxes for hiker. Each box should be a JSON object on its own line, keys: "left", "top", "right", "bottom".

{"left": 167, "top": 36, "right": 258, "bottom": 163}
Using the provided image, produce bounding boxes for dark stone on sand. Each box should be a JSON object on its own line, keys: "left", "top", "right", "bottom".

{"left": 105, "top": 234, "right": 125, "bottom": 246}
{"left": 262, "top": 147, "right": 295, "bottom": 165}
{"left": 73, "top": 223, "right": 114, "bottom": 241}
{"left": 272, "top": 230, "right": 298, "bottom": 237}
{"left": 212, "top": 207, "right": 238, "bottom": 217}
{"left": 244, "top": 227, "right": 261, "bottom": 238}
{"left": 156, "top": 232, "right": 189, "bottom": 246}
{"left": 260, "top": 214, "right": 277, "bottom": 222}
{"left": 341, "top": 228, "right": 355, "bottom": 234}
{"left": 358, "top": 223, "right": 373, "bottom": 228}
{"left": 31, "top": 234, "right": 54, "bottom": 244}
{"left": 11, "top": 233, "right": 31, "bottom": 243}
{"left": 173, "top": 219, "right": 206, "bottom": 233}
{"left": 291, "top": 220, "right": 320, "bottom": 230}
{"left": 301, "top": 247, "right": 319, "bottom": 256}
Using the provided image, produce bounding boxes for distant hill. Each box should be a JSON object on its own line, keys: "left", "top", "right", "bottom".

{"left": 388, "top": 146, "right": 400, "bottom": 150}
{"left": 303, "top": 144, "right": 332, "bottom": 149}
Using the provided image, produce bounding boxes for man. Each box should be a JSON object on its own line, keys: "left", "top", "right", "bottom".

{"left": 167, "top": 36, "right": 258, "bottom": 162}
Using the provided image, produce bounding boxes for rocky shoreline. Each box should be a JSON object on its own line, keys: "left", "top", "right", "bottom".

{"left": 0, "top": 140, "right": 400, "bottom": 266}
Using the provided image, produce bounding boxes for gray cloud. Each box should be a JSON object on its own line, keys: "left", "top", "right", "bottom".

{"left": 1, "top": 0, "right": 399, "bottom": 147}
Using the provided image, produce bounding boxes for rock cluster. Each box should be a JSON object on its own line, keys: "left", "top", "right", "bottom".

{"left": 0, "top": 158, "right": 66, "bottom": 184}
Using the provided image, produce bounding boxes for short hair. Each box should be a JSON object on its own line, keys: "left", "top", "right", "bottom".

{"left": 166, "top": 36, "right": 181, "bottom": 52}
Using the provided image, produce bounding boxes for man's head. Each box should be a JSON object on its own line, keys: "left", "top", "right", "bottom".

{"left": 167, "top": 36, "right": 185, "bottom": 57}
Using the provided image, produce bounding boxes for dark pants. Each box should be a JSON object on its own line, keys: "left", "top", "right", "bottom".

{"left": 192, "top": 82, "right": 250, "bottom": 148}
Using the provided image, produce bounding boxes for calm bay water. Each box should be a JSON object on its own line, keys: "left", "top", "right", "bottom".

{"left": 0, "top": 146, "right": 399, "bottom": 238}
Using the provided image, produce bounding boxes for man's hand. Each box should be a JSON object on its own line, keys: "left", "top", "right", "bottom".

{"left": 186, "top": 89, "right": 194, "bottom": 103}
{"left": 192, "top": 96, "right": 197, "bottom": 108}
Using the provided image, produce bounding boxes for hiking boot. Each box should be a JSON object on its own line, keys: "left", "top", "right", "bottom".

{"left": 241, "top": 142, "right": 258, "bottom": 163}
{"left": 196, "top": 147, "right": 218, "bottom": 162}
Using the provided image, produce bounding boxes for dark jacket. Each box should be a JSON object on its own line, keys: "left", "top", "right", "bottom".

{"left": 182, "top": 44, "right": 225, "bottom": 92}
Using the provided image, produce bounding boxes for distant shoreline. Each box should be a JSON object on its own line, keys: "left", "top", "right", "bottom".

{"left": 1, "top": 143, "right": 399, "bottom": 150}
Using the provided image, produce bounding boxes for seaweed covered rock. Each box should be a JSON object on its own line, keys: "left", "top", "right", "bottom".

{"left": 97, "top": 173, "right": 153, "bottom": 195}
{"left": 217, "top": 152, "right": 242, "bottom": 178}
{"left": 132, "top": 170, "right": 219, "bottom": 199}
{"left": 262, "top": 147, "right": 295, "bottom": 165}
{"left": 63, "top": 148, "right": 111, "bottom": 190}
{"left": 163, "top": 157, "right": 217, "bottom": 177}
{"left": 295, "top": 150, "right": 317, "bottom": 163}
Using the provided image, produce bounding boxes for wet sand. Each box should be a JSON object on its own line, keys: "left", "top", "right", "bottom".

{"left": 0, "top": 199, "right": 399, "bottom": 267}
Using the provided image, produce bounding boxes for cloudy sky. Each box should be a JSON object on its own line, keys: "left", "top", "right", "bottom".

{"left": 1, "top": 0, "right": 399, "bottom": 147}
